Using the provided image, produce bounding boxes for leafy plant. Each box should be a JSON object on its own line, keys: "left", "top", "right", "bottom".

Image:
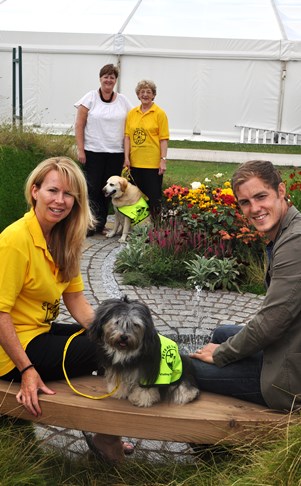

{"left": 114, "top": 226, "right": 150, "bottom": 273}
{"left": 115, "top": 224, "right": 194, "bottom": 287}
{"left": 185, "top": 255, "right": 242, "bottom": 291}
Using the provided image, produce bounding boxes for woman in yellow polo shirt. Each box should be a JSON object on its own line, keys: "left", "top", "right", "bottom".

{"left": 0, "top": 157, "right": 132, "bottom": 463}
{"left": 124, "top": 80, "right": 169, "bottom": 218}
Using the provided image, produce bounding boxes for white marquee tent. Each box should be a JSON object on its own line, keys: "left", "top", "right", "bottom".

{"left": 0, "top": 0, "right": 301, "bottom": 142}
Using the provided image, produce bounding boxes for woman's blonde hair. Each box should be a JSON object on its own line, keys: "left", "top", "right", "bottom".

{"left": 25, "top": 157, "right": 95, "bottom": 281}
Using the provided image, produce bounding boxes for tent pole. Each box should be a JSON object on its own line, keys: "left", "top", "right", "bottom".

{"left": 116, "top": 54, "right": 121, "bottom": 92}
{"left": 115, "top": 0, "right": 143, "bottom": 93}
{"left": 118, "top": 0, "right": 143, "bottom": 34}
{"left": 276, "top": 60, "right": 286, "bottom": 134}
{"left": 12, "top": 45, "right": 23, "bottom": 128}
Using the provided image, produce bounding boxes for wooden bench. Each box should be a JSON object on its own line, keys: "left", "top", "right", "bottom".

{"left": 0, "top": 375, "right": 292, "bottom": 444}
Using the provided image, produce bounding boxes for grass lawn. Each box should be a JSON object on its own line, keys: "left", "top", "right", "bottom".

{"left": 164, "top": 159, "right": 298, "bottom": 189}
{"left": 168, "top": 139, "right": 301, "bottom": 154}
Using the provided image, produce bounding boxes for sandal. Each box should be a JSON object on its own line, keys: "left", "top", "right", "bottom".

{"left": 122, "top": 440, "right": 135, "bottom": 455}
{"left": 83, "top": 431, "right": 108, "bottom": 463}
{"left": 83, "top": 432, "right": 134, "bottom": 463}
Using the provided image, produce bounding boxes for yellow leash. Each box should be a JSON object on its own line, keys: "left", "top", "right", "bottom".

{"left": 121, "top": 166, "right": 149, "bottom": 201}
{"left": 62, "top": 328, "right": 119, "bottom": 400}
{"left": 121, "top": 166, "right": 132, "bottom": 181}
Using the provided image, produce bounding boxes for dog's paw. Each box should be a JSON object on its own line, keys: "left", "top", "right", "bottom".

{"left": 106, "top": 230, "right": 116, "bottom": 238}
{"left": 128, "top": 387, "right": 160, "bottom": 407}
{"left": 171, "top": 383, "right": 200, "bottom": 405}
{"left": 118, "top": 235, "right": 128, "bottom": 243}
{"left": 108, "top": 381, "right": 129, "bottom": 400}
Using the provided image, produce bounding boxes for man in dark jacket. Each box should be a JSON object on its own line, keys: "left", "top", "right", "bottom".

{"left": 191, "top": 160, "right": 301, "bottom": 412}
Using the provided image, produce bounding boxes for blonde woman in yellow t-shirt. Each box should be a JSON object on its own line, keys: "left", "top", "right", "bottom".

{"left": 124, "top": 80, "right": 169, "bottom": 218}
{"left": 0, "top": 157, "right": 133, "bottom": 463}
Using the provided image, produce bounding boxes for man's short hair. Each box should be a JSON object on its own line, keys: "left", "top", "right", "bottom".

{"left": 231, "top": 160, "right": 283, "bottom": 197}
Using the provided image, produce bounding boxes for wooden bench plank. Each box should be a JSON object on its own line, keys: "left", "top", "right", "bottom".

{"left": 0, "top": 376, "right": 291, "bottom": 444}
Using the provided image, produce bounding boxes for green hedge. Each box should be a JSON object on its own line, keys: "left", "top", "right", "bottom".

{"left": 0, "top": 146, "right": 43, "bottom": 232}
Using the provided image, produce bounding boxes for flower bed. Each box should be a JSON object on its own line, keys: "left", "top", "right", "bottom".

{"left": 116, "top": 170, "right": 300, "bottom": 292}
{"left": 160, "top": 174, "right": 265, "bottom": 261}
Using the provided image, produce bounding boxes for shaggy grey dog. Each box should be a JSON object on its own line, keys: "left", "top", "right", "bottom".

{"left": 89, "top": 296, "right": 200, "bottom": 407}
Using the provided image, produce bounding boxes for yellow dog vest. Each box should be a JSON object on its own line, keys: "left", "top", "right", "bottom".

{"left": 117, "top": 197, "right": 149, "bottom": 226}
{"left": 140, "top": 334, "right": 183, "bottom": 387}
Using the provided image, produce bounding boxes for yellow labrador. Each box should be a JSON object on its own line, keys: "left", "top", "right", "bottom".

{"left": 103, "top": 176, "right": 149, "bottom": 243}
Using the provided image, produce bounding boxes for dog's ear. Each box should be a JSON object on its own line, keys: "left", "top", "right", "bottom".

{"left": 141, "top": 328, "right": 162, "bottom": 385}
{"left": 119, "top": 177, "right": 128, "bottom": 192}
{"left": 88, "top": 296, "right": 128, "bottom": 342}
{"left": 88, "top": 299, "right": 121, "bottom": 341}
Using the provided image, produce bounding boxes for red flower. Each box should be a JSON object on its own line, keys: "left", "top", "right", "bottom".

{"left": 220, "top": 194, "right": 236, "bottom": 205}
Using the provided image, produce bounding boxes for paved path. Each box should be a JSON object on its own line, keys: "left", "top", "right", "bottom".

{"left": 167, "top": 148, "right": 301, "bottom": 166}
{"left": 35, "top": 232, "right": 265, "bottom": 462}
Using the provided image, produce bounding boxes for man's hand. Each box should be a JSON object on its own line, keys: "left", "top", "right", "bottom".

{"left": 190, "top": 343, "right": 220, "bottom": 364}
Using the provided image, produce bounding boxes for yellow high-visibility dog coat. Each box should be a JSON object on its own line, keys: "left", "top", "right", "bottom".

{"left": 117, "top": 197, "right": 149, "bottom": 226}
{"left": 140, "top": 334, "right": 183, "bottom": 387}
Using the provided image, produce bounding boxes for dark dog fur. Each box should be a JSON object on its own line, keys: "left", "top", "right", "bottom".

{"left": 89, "top": 296, "right": 200, "bottom": 407}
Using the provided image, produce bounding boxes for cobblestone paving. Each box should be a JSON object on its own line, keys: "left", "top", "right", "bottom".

{"left": 35, "top": 232, "right": 265, "bottom": 462}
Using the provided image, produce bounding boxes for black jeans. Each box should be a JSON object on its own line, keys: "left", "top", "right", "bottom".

{"left": 84, "top": 151, "right": 124, "bottom": 230}
{"left": 1, "top": 323, "right": 99, "bottom": 383}
{"left": 191, "top": 325, "right": 267, "bottom": 406}
{"left": 130, "top": 167, "right": 163, "bottom": 218}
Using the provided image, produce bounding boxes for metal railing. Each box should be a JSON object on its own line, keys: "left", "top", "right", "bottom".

{"left": 236, "top": 125, "right": 301, "bottom": 145}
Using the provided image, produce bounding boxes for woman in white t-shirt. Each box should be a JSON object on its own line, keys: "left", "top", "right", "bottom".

{"left": 75, "top": 64, "right": 132, "bottom": 236}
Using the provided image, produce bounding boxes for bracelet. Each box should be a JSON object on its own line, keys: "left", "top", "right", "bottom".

{"left": 20, "top": 364, "right": 35, "bottom": 375}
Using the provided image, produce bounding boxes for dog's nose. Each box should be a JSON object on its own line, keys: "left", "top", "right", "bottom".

{"left": 120, "top": 334, "right": 128, "bottom": 342}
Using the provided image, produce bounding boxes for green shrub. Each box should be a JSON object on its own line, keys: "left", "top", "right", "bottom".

{"left": 185, "top": 255, "right": 242, "bottom": 291}
{"left": 0, "top": 124, "right": 75, "bottom": 159}
{"left": 0, "top": 125, "right": 76, "bottom": 232}
{"left": 0, "top": 146, "right": 40, "bottom": 231}
{"left": 115, "top": 226, "right": 150, "bottom": 273}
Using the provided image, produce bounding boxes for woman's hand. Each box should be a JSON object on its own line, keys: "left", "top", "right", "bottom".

{"left": 16, "top": 367, "right": 56, "bottom": 417}
{"left": 77, "top": 148, "right": 86, "bottom": 165}
{"left": 190, "top": 343, "right": 220, "bottom": 364}
{"left": 158, "top": 159, "right": 166, "bottom": 175}
{"left": 74, "top": 105, "right": 88, "bottom": 164}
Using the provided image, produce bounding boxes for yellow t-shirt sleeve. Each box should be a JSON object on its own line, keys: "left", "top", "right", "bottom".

{"left": 63, "top": 273, "right": 84, "bottom": 293}
{"left": 0, "top": 244, "right": 27, "bottom": 313}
